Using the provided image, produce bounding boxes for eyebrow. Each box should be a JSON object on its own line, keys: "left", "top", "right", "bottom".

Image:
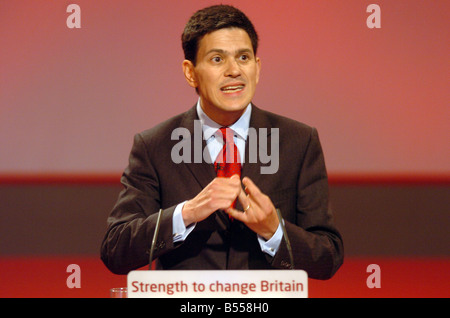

{"left": 205, "top": 48, "right": 254, "bottom": 56}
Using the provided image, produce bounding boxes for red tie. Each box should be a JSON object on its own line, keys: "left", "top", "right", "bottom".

{"left": 214, "top": 127, "right": 241, "bottom": 208}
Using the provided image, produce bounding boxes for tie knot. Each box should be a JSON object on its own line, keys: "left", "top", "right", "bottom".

{"left": 218, "top": 127, "right": 234, "bottom": 144}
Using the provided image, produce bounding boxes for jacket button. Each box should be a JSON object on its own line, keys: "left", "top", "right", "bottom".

{"left": 157, "top": 241, "right": 166, "bottom": 249}
{"left": 281, "top": 260, "right": 291, "bottom": 269}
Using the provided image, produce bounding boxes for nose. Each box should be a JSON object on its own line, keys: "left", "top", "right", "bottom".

{"left": 225, "top": 58, "right": 241, "bottom": 78}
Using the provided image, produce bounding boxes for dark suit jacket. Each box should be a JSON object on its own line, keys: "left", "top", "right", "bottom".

{"left": 101, "top": 105, "right": 344, "bottom": 279}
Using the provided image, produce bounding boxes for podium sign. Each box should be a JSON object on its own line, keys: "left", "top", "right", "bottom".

{"left": 127, "top": 270, "right": 307, "bottom": 298}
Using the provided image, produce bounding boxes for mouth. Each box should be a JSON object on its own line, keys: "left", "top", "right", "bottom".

{"left": 220, "top": 84, "right": 245, "bottom": 94}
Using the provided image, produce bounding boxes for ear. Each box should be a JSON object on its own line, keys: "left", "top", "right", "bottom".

{"left": 255, "top": 56, "right": 261, "bottom": 85}
{"left": 182, "top": 60, "right": 198, "bottom": 88}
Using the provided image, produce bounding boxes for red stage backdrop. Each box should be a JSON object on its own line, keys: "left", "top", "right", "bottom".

{"left": 1, "top": 0, "right": 449, "bottom": 180}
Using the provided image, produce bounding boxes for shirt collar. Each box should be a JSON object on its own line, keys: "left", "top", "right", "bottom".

{"left": 196, "top": 98, "right": 252, "bottom": 141}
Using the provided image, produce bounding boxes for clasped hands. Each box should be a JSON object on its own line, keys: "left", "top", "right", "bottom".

{"left": 182, "top": 175, "right": 279, "bottom": 240}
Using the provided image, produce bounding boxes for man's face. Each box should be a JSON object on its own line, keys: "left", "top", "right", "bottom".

{"left": 183, "top": 28, "right": 261, "bottom": 126}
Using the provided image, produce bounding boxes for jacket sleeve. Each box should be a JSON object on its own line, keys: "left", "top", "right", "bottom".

{"left": 100, "top": 133, "right": 177, "bottom": 275}
{"left": 271, "top": 127, "right": 344, "bottom": 279}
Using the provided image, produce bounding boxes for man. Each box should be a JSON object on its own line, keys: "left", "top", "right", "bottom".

{"left": 101, "top": 5, "right": 343, "bottom": 279}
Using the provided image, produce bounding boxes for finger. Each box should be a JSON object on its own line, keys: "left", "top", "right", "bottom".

{"left": 242, "top": 177, "right": 265, "bottom": 209}
{"left": 212, "top": 176, "right": 240, "bottom": 194}
{"left": 203, "top": 178, "right": 240, "bottom": 211}
{"left": 230, "top": 174, "right": 240, "bottom": 181}
{"left": 237, "top": 182, "right": 250, "bottom": 208}
{"left": 242, "top": 177, "right": 261, "bottom": 197}
{"left": 225, "top": 207, "right": 248, "bottom": 223}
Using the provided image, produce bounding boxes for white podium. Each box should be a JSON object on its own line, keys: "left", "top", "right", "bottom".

{"left": 127, "top": 270, "right": 308, "bottom": 298}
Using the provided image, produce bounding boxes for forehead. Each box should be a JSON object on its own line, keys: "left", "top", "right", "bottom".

{"left": 198, "top": 28, "right": 254, "bottom": 54}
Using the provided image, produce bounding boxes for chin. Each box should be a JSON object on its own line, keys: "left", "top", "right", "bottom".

{"left": 220, "top": 98, "right": 251, "bottom": 112}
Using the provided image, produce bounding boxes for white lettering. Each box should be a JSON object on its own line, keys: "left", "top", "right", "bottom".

{"left": 366, "top": 4, "right": 381, "bottom": 29}
{"left": 66, "top": 4, "right": 81, "bottom": 29}
{"left": 66, "top": 264, "right": 81, "bottom": 288}
{"left": 366, "top": 264, "right": 381, "bottom": 288}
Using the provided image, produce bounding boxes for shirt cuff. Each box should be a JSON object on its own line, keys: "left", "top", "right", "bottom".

{"left": 172, "top": 201, "right": 196, "bottom": 243}
{"left": 257, "top": 223, "right": 283, "bottom": 257}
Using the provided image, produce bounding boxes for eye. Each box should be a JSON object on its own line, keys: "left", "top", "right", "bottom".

{"left": 211, "top": 56, "right": 222, "bottom": 63}
{"left": 239, "top": 54, "right": 250, "bottom": 62}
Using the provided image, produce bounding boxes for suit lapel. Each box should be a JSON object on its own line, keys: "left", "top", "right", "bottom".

{"left": 241, "top": 105, "right": 273, "bottom": 187}
{"left": 179, "top": 106, "right": 217, "bottom": 190}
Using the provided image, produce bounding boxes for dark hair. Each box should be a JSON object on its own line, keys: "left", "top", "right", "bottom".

{"left": 181, "top": 5, "right": 259, "bottom": 65}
